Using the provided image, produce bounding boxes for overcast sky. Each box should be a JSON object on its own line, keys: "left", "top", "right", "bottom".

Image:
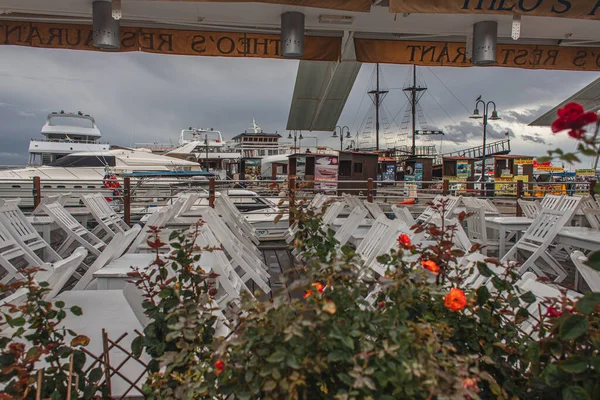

{"left": 0, "top": 45, "right": 598, "bottom": 167}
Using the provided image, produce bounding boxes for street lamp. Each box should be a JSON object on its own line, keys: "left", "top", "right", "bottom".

{"left": 332, "top": 125, "right": 352, "bottom": 151}
{"left": 470, "top": 99, "right": 500, "bottom": 191}
{"left": 287, "top": 130, "right": 302, "bottom": 154}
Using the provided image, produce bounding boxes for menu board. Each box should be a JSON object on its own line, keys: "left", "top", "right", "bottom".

{"left": 314, "top": 156, "right": 338, "bottom": 192}
{"left": 456, "top": 161, "right": 471, "bottom": 178}
{"left": 244, "top": 158, "right": 261, "bottom": 181}
{"left": 495, "top": 175, "right": 529, "bottom": 196}
{"left": 296, "top": 156, "right": 306, "bottom": 178}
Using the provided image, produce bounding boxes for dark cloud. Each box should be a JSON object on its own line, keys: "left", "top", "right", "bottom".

{"left": 521, "top": 133, "right": 547, "bottom": 144}
{"left": 501, "top": 106, "right": 553, "bottom": 125}
{"left": 442, "top": 120, "right": 509, "bottom": 144}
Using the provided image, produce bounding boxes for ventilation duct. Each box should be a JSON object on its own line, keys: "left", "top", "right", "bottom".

{"left": 93, "top": 0, "right": 120, "bottom": 50}
{"left": 472, "top": 21, "right": 497, "bottom": 65}
{"left": 281, "top": 12, "right": 305, "bottom": 59}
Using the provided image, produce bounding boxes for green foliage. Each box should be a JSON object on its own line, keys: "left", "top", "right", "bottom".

{"left": 0, "top": 268, "right": 103, "bottom": 399}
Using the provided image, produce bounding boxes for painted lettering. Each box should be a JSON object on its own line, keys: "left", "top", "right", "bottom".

{"left": 65, "top": 29, "right": 82, "bottom": 46}
{"left": 543, "top": 49, "right": 558, "bottom": 65}
{"left": 84, "top": 30, "right": 93, "bottom": 47}
{"left": 421, "top": 45, "right": 436, "bottom": 62}
{"left": 461, "top": 0, "right": 486, "bottom": 10}
{"left": 47, "top": 28, "right": 64, "bottom": 46}
{"left": 121, "top": 31, "right": 137, "bottom": 48}
{"left": 596, "top": 53, "right": 600, "bottom": 68}
{"left": 500, "top": 48, "right": 516, "bottom": 64}
{"left": 452, "top": 46, "right": 468, "bottom": 63}
{"left": 157, "top": 34, "right": 173, "bottom": 52}
{"left": 496, "top": 0, "right": 514, "bottom": 11}
{"left": 589, "top": 0, "right": 600, "bottom": 15}
{"left": 436, "top": 44, "right": 450, "bottom": 63}
{"left": 4, "top": 24, "right": 23, "bottom": 44}
{"left": 573, "top": 50, "right": 587, "bottom": 67}
{"left": 251, "top": 38, "right": 270, "bottom": 55}
{"left": 406, "top": 45, "right": 420, "bottom": 62}
{"left": 237, "top": 36, "right": 250, "bottom": 55}
{"left": 139, "top": 32, "right": 154, "bottom": 50}
{"left": 514, "top": 49, "right": 528, "bottom": 65}
{"left": 26, "top": 27, "right": 43, "bottom": 45}
{"left": 519, "top": 0, "right": 543, "bottom": 12}
{"left": 216, "top": 36, "right": 235, "bottom": 54}
{"left": 191, "top": 35, "right": 206, "bottom": 53}
{"left": 529, "top": 48, "right": 543, "bottom": 65}
{"left": 271, "top": 38, "right": 281, "bottom": 56}
{"left": 551, "top": 0, "right": 571, "bottom": 14}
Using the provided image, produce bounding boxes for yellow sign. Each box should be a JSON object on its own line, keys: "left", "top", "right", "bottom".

{"left": 495, "top": 175, "right": 529, "bottom": 196}
{"left": 354, "top": 39, "right": 600, "bottom": 72}
{"left": 389, "top": 0, "right": 600, "bottom": 20}
{"left": 0, "top": 21, "right": 341, "bottom": 61}
{"left": 514, "top": 158, "right": 534, "bottom": 165}
{"left": 536, "top": 166, "right": 565, "bottom": 172}
{"left": 576, "top": 169, "right": 596, "bottom": 176}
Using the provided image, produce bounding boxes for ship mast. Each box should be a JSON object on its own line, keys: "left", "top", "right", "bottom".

{"left": 368, "top": 63, "right": 389, "bottom": 151}
{"left": 402, "top": 65, "right": 427, "bottom": 156}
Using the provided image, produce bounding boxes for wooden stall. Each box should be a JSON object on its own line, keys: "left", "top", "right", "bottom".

{"left": 338, "top": 151, "right": 379, "bottom": 195}
{"left": 288, "top": 153, "right": 339, "bottom": 194}
{"left": 240, "top": 157, "right": 262, "bottom": 181}
{"left": 403, "top": 158, "right": 433, "bottom": 189}
{"left": 442, "top": 157, "right": 475, "bottom": 193}
{"left": 493, "top": 155, "right": 534, "bottom": 196}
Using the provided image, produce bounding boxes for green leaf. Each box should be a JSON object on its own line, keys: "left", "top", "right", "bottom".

{"left": 520, "top": 291, "right": 536, "bottom": 304}
{"left": 536, "top": 156, "right": 552, "bottom": 163}
{"left": 476, "top": 286, "right": 491, "bottom": 305}
{"left": 586, "top": 251, "right": 600, "bottom": 272}
{"left": 543, "top": 364, "right": 568, "bottom": 388}
{"left": 262, "top": 380, "right": 277, "bottom": 392}
{"left": 70, "top": 306, "right": 83, "bottom": 316}
{"left": 89, "top": 367, "right": 103, "bottom": 383}
{"left": 560, "top": 315, "right": 589, "bottom": 340}
{"left": 562, "top": 386, "right": 591, "bottom": 400}
{"left": 328, "top": 350, "right": 349, "bottom": 362}
{"left": 476, "top": 262, "right": 492, "bottom": 278}
{"left": 266, "top": 351, "right": 286, "bottom": 363}
{"left": 54, "top": 300, "right": 65, "bottom": 308}
{"left": 340, "top": 335, "right": 354, "bottom": 350}
{"left": 595, "top": 185, "right": 600, "bottom": 195}
{"left": 559, "top": 357, "right": 588, "bottom": 374}
{"left": 10, "top": 317, "right": 25, "bottom": 327}
{"left": 576, "top": 292, "right": 600, "bottom": 315}
{"left": 131, "top": 336, "right": 144, "bottom": 358}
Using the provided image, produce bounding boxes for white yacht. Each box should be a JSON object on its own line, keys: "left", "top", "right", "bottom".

{"left": 166, "top": 128, "right": 241, "bottom": 178}
{"left": 28, "top": 111, "right": 109, "bottom": 165}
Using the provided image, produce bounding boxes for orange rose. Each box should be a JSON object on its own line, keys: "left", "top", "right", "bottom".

{"left": 421, "top": 260, "right": 440, "bottom": 274}
{"left": 462, "top": 377, "right": 478, "bottom": 391}
{"left": 214, "top": 360, "right": 225, "bottom": 375}
{"left": 397, "top": 233, "right": 411, "bottom": 247}
{"left": 312, "top": 282, "right": 325, "bottom": 293}
{"left": 303, "top": 289, "right": 314, "bottom": 299}
{"left": 444, "top": 288, "right": 467, "bottom": 312}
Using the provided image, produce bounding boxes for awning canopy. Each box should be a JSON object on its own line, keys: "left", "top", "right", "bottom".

{"left": 529, "top": 77, "right": 600, "bottom": 127}
{"left": 157, "top": 0, "right": 372, "bottom": 12}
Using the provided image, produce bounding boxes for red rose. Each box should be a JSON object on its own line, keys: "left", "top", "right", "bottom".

{"left": 397, "top": 233, "right": 411, "bottom": 247}
{"left": 551, "top": 102, "right": 598, "bottom": 139}
{"left": 214, "top": 360, "right": 225, "bottom": 375}
{"left": 546, "top": 306, "right": 563, "bottom": 318}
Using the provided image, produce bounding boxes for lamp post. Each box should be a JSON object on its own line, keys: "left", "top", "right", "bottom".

{"left": 470, "top": 99, "right": 501, "bottom": 195}
{"left": 301, "top": 135, "right": 318, "bottom": 152}
{"left": 332, "top": 125, "right": 351, "bottom": 151}
{"left": 204, "top": 131, "right": 210, "bottom": 172}
{"left": 287, "top": 130, "right": 303, "bottom": 154}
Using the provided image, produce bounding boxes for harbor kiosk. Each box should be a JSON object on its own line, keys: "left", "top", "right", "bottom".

{"left": 240, "top": 157, "right": 262, "bottom": 181}
{"left": 493, "top": 155, "right": 534, "bottom": 196}
{"left": 442, "top": 157, "right": 476, "bottom": 193}
{"left": 403, "top": 158, "right": 433, "bottom": 189}
{"left": 288, "top": 152, "right": 339, "bottom": 194}
{"left": 338, "top": 151, "right": 379, "bottom": 195}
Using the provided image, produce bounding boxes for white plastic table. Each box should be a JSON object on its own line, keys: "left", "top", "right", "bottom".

{"left": 484, "top": 216, "right": 533, "bottom": 257}
{"left": 556, "top": 227, "right": 600, "bottom": 252}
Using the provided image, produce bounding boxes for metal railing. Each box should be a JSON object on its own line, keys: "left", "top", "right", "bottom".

{"left": 3, "top": 176, "right": 596, "bottom": 226}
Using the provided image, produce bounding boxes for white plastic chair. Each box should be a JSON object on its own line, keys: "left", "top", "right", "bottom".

{"left": 392, "top": 205, "right": 416, "bottom": 227}
{"left": 363, "top": 200, "right": 385, "bottom": 219}
{"left": 334, "top": 206, "right": 369, "bottom": 247}
{"left": 518, "top": 199, "right": 541, "bottom": 219}
{"left": 570, "top": 250, "right": 600, "bottom": 293}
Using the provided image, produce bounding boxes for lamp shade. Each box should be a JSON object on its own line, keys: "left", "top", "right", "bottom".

{"left": 469, "top": 108, "right": 483, "bottom": 119}
{"left": 489, "top": 110, "right": 501, "bottom": 120}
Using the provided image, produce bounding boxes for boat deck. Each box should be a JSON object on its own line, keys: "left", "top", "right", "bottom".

{"left": 253, "top": 243, "right": 305, "bottom": 301}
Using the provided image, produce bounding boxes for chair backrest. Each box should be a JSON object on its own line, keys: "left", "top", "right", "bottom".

{"left": 363, "top": 200, "right": 384, "bottom": 219}
{"left": 127, "top": 208, "right": 168, "bottom": 254}
{"left": 391, "top": 205, "right": 416, "bottom": 227}
{"left": 416, "top": 195, "right": 444, "bottom": 223}
{"left": 33, "top": 193, "right": 72, "bottom": 215}
{"left": 42, "top": 247, "right": 88, "bottom": 299}
{"left": 322, "top": 201, "right": 344, "bottom": 226}
{"left": 556, "top": 195, "right": 583, "bottom": 220}
{"left": 514, "top": 208, "right": 570, "bottom": 252}
{"left": 540, "top": 195, "right": 563, "bottom": 210}
{"left": 570, "top": 250, "right": 600, "bottom": 292}
{"left": 356, "top": 215, "right": 400, "bottom": 265}
{"left": 334, "top": 206, "right": 369, "bottom": 246}
{"left": 518, "top": 199, "right": 541, "bottom": 219}
{"left": 465, "top": 206, "right": 487, "bottom": 247}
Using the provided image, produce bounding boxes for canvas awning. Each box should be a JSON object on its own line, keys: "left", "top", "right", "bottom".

{"left": 156, "top": 0, "right": 372, "bottom": 12}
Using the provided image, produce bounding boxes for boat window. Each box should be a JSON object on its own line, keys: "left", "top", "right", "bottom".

{"left": 74, "top": 186, "right": 82, "bottom": 188}
{"left": 49, "top": 155, "right": 116, "bottom": 167}
{"left": 11, "top": 185, "right": 20, "bottom": 188}
{"left": 43, "top": 185, "right": 52, "bottom": 188}
{"left": 87, "top": 186, "right": 96, "bottom": 189}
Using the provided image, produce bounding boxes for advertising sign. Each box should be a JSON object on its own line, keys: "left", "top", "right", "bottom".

{"left": 296, "top": 156, "right": 306, "bottom": 179}
{"left": 314, "top": 156, "right": 338, "bottom": 192}
{"left": 244, "top": 158, "right": 261, "bottom": 181}
{"left": 576, "top": 169, "right": 595, "bottom": 176}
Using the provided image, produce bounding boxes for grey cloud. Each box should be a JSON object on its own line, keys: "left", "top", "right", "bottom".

{"left": 502, "top": 106, "right": 552, "bottom": 125}
{"left": 442, "top": 120, "right": 508, "bottom": 144}
{"left": 521, "top": 133, "right": 547, "bottom": 144}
